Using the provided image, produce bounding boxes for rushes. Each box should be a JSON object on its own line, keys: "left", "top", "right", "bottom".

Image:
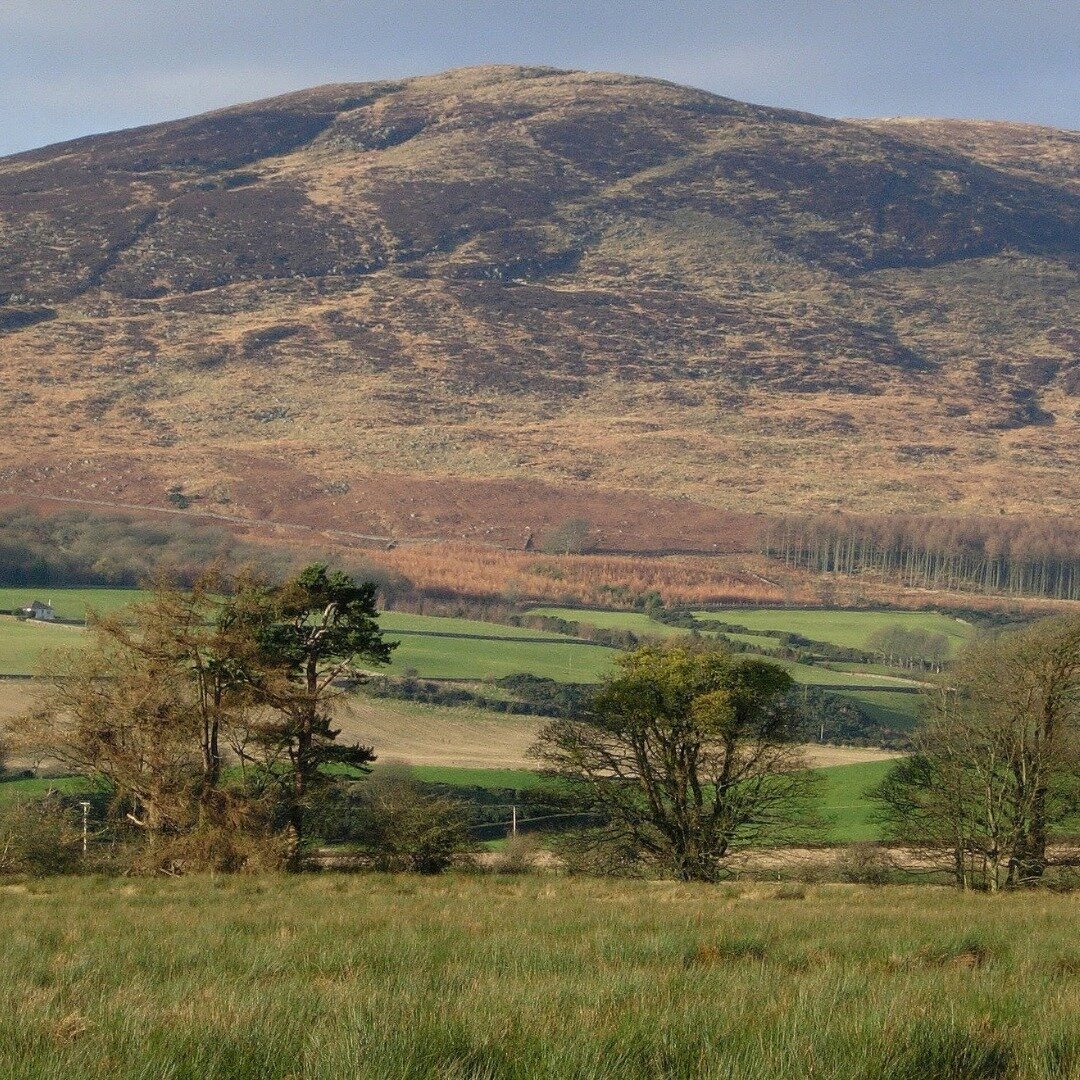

{"left": 0, "top": 874, "right": 1076, "bottom": 1079}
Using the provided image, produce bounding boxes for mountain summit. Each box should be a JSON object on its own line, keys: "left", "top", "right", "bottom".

{"left": 1, "top": 66, "right": 1077, "bottom": 542}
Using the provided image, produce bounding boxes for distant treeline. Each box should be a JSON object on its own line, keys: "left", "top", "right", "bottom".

{"left": 762, "top": 514, "right": 1080, "bottom": 601}
{"left": 0, "top": 506, "right": 408, "bottom": 596}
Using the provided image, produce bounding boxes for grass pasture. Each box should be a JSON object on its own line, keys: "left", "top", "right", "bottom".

{"left": 817, "top": 759, "right": 897, "bottom": 841}
{"left": 383, "top": 632, "right": 615, "bottom": 682}
{"left": 0, "top": 597, "right": 951, "bottom": 689}
{"left": 526, "top": 607, "right": 690, "bottom": 636}
{"left": 403, "top": 759, "right": 900, "bottom": 843}
{"left": 0, "top": 773, "right": 93, "bottom": 807}
{"left": 695, "top": 606, "right": 974, "bottom": 656}
{"left": 0, "top": 874, "right": 1076, "bottom": 1079}
{"left": 0, "top": 617, "right": 85, "bottom": 676}
{"left": 833, "top": 688, "right": 923, "bottom": 730}
{"left": 764, "top": 656, "right": 918, "bottom": 689}
{"left": 0, "top": 587, "right": 146, "bottom": 622}
{"left": 380, "top": 612, "right": 579, "bottom": 641}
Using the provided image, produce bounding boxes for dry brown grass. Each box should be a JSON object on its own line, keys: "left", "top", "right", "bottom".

{"left": 1, "top": 68, "right": 1077, "bottom": 533}
{"left": 374, "top": 545, "right": 804, "bottom": 605}
{"left": 337, "top": 696, "right": 541, "bottom": 770}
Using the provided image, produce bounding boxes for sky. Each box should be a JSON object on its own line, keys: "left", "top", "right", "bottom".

{"left": 2, "top": 1, "right": 1077, "bottom": 157}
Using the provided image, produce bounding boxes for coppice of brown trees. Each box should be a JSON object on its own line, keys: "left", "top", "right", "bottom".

{"left": 13, "top": 564, "right": 395, "bottom": 871}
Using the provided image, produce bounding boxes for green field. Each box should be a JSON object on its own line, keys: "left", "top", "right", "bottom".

{"left": 818, "top": 760, "right": 896, "bottom": 841}
{"left": 765, "top": 656, "right": 918, "bottom": 689}
{"left": 834, "top": 688, "right": 922, "bottom": 730}
{"left": 526, "top": 607, "right": 925, "bottom": 690}
{"left": 0, "top": 760, "right": 898, "bottom": 842}
{"left": 0, "top": 874, "right": 1075, "bottom": 1079}
{"left": 0, "top": 587, "right": 146, "bottom": 622}
{"left": 0, "top": 617, "right": 85, "bottom": 675}
{"left": 383, "top": 633, "right": 616, "bottom": 682}
{"left": 0, "top": 774, "right": 94, "bottom": 807}
{"left": 695, "top": 607, "right": 974, "bottom": 655}
{"left": 381, "top": 612, "right": 578, "bottom": 641}
{"left": 408, "top": 765, "right": 547, "bottom": 790}
{"left": 528, "top": 605, "right": 974, "bottom": 657}
{"left": 527, "top": 607, "right": 689, "bottom": 636}
{"left": 398, "top": 761, "right": 897, "bottom": 843}
{"left": 0, "top": 599, "right": 954, "bottom": 691}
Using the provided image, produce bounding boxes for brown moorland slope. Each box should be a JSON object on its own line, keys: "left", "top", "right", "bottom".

{"left": 1, "top": 65, "right": 1078, "bottom": 544}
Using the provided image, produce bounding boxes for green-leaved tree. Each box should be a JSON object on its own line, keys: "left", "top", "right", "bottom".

{"left": 532, "top": 642, "right": 819, "bottom": 882}
{"left": 232, "top": 564, "right": 396, "bottom": 842}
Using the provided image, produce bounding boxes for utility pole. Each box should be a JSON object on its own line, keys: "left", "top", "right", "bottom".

{"left": 79, "top": 801, "right": 91, "bottom": 855}
{"left": 511, "top": 804, "right": 518, "bottom": 838}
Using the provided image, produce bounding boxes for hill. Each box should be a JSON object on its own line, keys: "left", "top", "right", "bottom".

{"left": 1, "top": 66, "right": 1078, "bottom": 548}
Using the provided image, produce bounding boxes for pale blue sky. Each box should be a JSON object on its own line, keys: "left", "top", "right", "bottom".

{"left": 2, "top": 1, "right": 1077, "bottom": 156}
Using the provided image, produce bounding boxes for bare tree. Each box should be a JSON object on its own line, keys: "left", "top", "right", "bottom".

{"left": 541, "top": 517, "right": 592, "bottom": 556}
{"left": 15, "top": 633, "right": 205, "bottom": 836}
{"left": 873, "top": 615, "right": 1080, "bottom": 890}
{"left": 89, "top": 573, "right": 258, "bottom": 821}
{"left": 14, "top": 573, "right": 259, "bottom": 839}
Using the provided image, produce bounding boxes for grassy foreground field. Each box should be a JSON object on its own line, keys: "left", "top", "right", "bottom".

{"left": 0, "top": 874, "right": 1076, "bottom": 1079}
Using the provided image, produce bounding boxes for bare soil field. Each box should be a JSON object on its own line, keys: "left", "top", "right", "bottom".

{"left": 0, "top": 679, "right": 31, "bottom": 722}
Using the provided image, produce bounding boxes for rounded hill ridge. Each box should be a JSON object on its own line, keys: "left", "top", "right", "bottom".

{"left": 0, "top": 65, "right": 1076, "bottom": 534}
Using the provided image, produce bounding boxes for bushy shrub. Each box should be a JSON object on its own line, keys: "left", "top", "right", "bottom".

{"left": 344, "top": 770, "right": 474, "bottom": 874}
{"left": 834, "top": 842, "right": 894, "bottom": 885}
{"left": 0, "top": 794, "right": 83, "bottom": 876}
{"left": 492, "top": 833, "right": 545, "bottom": 875}
{"left": 553, "top": 829, "right": 643, "bottom": 878}
{"left": 129, "top": 824, "right": 297, "bottom": 875}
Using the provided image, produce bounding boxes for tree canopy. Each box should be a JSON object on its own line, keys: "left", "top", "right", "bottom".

{"left": 532, "top": 642, "right": 819, "bottom": 882}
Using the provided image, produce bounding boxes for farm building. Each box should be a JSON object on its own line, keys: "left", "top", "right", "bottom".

{"left": 18, "top": 599, "right": 55, "bottom": 621}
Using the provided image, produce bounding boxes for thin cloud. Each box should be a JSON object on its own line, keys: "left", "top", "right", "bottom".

{"left": 2, "top": 1, "right": 1077, "bottom": 156}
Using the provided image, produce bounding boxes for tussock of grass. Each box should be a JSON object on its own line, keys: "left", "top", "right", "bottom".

{"left": 0, "top": 874, "right": 1076, "bottom": 1078}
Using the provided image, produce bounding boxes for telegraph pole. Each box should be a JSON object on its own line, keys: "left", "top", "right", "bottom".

{"left": 79, "top": 801, "right": 91, "bottom": 855}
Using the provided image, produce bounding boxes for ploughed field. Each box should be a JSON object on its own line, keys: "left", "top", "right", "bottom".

{"left": 0, "top": 874, "right": 1076, "bottom": 1080}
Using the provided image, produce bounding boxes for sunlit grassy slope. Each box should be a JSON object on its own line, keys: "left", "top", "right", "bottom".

{"left": 383, "top": 633, "right": 616, "bottom": 682}
{"left": 694, "top": 607, "right": 974, "bottom": 655}
{"left": 0, "top": 618, "right": 85, "bottom": 675}
{"left": 0, "top": 587, "right": 147, "bottom": 622}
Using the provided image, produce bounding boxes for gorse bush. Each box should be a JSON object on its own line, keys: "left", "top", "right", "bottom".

{"left": 834, "top": 841, "right": 894, "bottom": 885}
{"left": 336, "top": 770, "right": 474, "bottom": 874}
{"left": 0, "top": 794, "right": 83, "bottom": 876}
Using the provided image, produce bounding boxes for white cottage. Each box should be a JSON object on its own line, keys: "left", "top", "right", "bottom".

{"left": 19, "top": 600, "right": 55, "bottom": 621}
